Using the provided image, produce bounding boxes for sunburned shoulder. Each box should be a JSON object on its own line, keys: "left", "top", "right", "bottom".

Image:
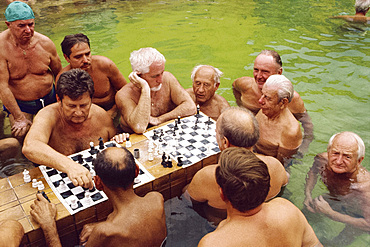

{"left": 144, "top": 191, "right": 164, "bottom": 203}
{"left": 233, "top": 76, "right": 255, "bottom": 90}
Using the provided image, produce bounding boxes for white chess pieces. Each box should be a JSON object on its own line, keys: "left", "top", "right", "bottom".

{"left": 23, "top": 169, "right": 31, "bottom": 183}
{"left": 59, "top": 181, "right": 68, "bottom": 191}
{"left": 134, "top": 177, "right": 141, "bottom": 184}
{"left": 126, "top": 136, "right": 132, "bottom": 148}
{"left": 148, "top": 152, "right": 154, "bottom": 161}
{"left": 70, "top": 197, "right": 78, "bottom": 209}
{"left": 37, "top": 181, "right": 45, "bottom": 190}
{"left": 90, "top": 169, "right": 96, "bottom": 177}
{"left": 32, "top": 179, "right": 38, "bottom": 188}
{"left": 84, "top": 191, "right": 92, "bottom": 205}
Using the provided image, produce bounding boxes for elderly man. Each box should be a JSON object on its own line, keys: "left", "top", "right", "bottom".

{"left": 184, "top": 107, "right": 288, "bottom": 225}
{"left": 23, "top": 69, "right": 128, "bottom": 189}
{"left": 332, "top": 0, "right": 370, "bottom": 22}
{"left": 30, "top": 147, "right": 167, "bottom": 247}
{"left": 0, "top": 1, "right": 62, "bottom": 138}
{"left": 57, "top": 33, "right": 127, "bottom": 119}
{"left": 304, "top": 132, "right": 370, "bottom": 233}
{"left": 198, "top": 147, "right": 321, "bottom": 247}
{"left": 116, "top": 47, "right": 196, "bottom": 134}
{"left": 186, "top": 65, "right": 229, "bottom": 120}
{"left": 254, "top": 74, "right": 302, "bottom": 164}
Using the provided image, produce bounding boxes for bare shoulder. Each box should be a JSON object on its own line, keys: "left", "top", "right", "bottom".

{"left": 35, "top": 103, "right": 60, "bottom": 122}
{"left": 289, "top": 91, "right": 306, "bottom": 114}
{"left": 34, "top": 32, "right": 57, "bottom": 50}
{"left": 233, "top": 76, "right": 254, "bottom": 91}
{"left": 91, "top": 104, "right": 112, "bottom": 120}
{"left": 214, "top": 93, "right": 230, "bottom": 106}
{"left": 117, "top": 83, "right": 136, "bottom": 97}
{"left": 198, "top": 232, "right": 218, "bottom": 247}
{"left": 92, "top": 55, "right": 115, "bottom": 68}
{"left": 195, "top": 165, "right": 217, "bottom": 182}
{"left": 144, "top": 191, "right": 164, "bottom": 203}
{"left": 256, "top": 154, "right": 283, "bottom": 170}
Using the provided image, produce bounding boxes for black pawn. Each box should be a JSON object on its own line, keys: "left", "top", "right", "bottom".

{"left": 177, "top": 157, "right": 183, "bottom": 167}
{"left": 77, "top": 154, "right": 84, "bottom": 164}
{"left": 177, "top": 116, "right": 181, "bottom": 124}
{"left": 98, "top": 137, "right": 104, "bottom": 149}
{"left": 161, "top": 152, "right": 167, "bottom": 168}
{"left": 167, "top": 155, "right": 173, "bottom": 168}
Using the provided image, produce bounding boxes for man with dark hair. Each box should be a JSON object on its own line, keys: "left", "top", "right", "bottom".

{"left": 0, "top": 1, "right": 62, "bottom": 138}
{"left": 198, "top": 147, "right": 321, "bottom": 247}
{"left": 30, "top": 147, "right": 167, "bottom": 247}
{"left": 23, "top": 69, "right": 128, "bottom": 189}
{"left": 57, "top": 33, "right": 127, "bottom": 119}
{"left": 184, "top": 107, "right": 288, "bottom": 225}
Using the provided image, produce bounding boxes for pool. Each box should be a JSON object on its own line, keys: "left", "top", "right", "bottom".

{"left": 0, "top": 0, "right": 369, "bottom": 246}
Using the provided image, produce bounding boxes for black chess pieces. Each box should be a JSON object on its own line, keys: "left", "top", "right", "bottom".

{"left": 89, "top": 141, "right": 98, "bottom": 155}
{"left": 98, "top": 137, "right": 104, "bottom": 149}
{"left": 38, "top": 191, "right": 50, "bottom": 203}
{"left": 177, "top": 116, "right": 181, "bottom": 124}
{"left": 152, "top": 129, "right": 159, "bottom": 140}
{"left": 77, "top": 154, "right": 84, "bottom": 164}
{"left": 196, "top": 104, "right": 200, "bottom": 115}
{"left": 166, "top": 155, "right": 173, "bottom": 168}
{"left": 177, "top": 157, "right": 183, "bottom": 167}
{"left": 174, "top": 121, "right": 179, "bottom": 131}
{"left": 161, "top": 152, "right": 167, "bottom": 168}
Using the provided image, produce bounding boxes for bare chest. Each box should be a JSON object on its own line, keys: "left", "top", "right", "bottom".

{"left": 150, "top": 89, "right": 175, "bottom": 117}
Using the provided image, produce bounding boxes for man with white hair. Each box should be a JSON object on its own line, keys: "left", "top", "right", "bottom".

{"left": 332, "top": 0, "right": 370, "bottom": 22}
{"left": 255, "top": 74, "right": 302, "bottom": 164}
{"left": 116, "top": 47, "right": 196, "bottom": 134}
{"left": 304, "top": 131, "right": 370, "bottom": 233}
{"left": 186, "top": 65, "right": 230, "bottom": 120}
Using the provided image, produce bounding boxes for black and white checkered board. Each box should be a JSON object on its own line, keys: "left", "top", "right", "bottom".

{"left": 144, "top": 113, "right": 220, "bottom": 168}
{"left": 39, "top": 140, "right": 154, "bottom": 215}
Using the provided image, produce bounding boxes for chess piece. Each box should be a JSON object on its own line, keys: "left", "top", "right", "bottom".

{"left": 196, "top": 104, "right": 200, "bottom": 115}
{"left": 37, "top": 181, "right": 45, "bottom": 190}
{"left": 38, "top": 191, "right": 50, "bottom": 203}
{"left": 84, "top": 191, "right": 92, "bottom": 205}
{"left": 161, "top": 152, "right": 167, "bottom": 168}
{"left": 98, "top": 137, "right": 105, "bottom": 149}
{"left": 70, "top": 197, "right": 78, "bottom": 209}
{"left": 32, "top": 179, "right": 38, "bottom": 188}
{"left": 174, "top": 121, "right": 179, "bottom": 131}
{"left": 166, "top": 155, "right": 173, "bottom": 168}
{"left": 59, "top": 181, "right": 68, "bottom": 191}
{"left": 177, "top": 157, "right": 183, "bottom": 167}
{"left": 77, "top": 154, "right": 84, "bottom": 164}
{"left": 23, "top": 169, "right": 31, "bottom": 183}
{"left": 126, "top": 137, "right": 132, "bottom": 148}
{"left": 90, "top": 169, "right": 96, "bottom": 177}
{"left": 89, "top": 141, "right": 98, "bottom": 154}
{"left": 148, "top": 152, "right": 154, "bottom": 161}
{"left": 134, "top": 177, "right": 141, "bottom": 184}
{"left": 177, "top": 116, "right": 181, "bottom": 124}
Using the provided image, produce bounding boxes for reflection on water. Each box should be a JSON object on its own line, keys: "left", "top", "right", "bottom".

{"left": 0, "top": 0, "right": 369, "bottom": 246}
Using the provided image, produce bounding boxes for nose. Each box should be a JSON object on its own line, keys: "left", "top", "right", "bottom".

{"left": 335, "top": 154, "right": 344, "bottom": 164}
{"left": 24, "top": 25, "right": 31, "bottom": 33}
{"left": 74, "top": 107, "right": 83, "bottom": 116}
{"left": 258, "top": 95, "right": 264, "bottom": 105}
{"left": 82, "top": 55, "right": 88, "bottom": 63}
{"left": 198, "top": 84, "right": 205, "bottom": 93}
{"left": 157, "top": 74, "right": 163, "bottom": 83}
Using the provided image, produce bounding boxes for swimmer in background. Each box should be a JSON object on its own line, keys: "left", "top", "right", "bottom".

{"left": 0, "top": 1, "right": 62, "bottom": 139}
{"left": 332, "top": 0, "right": 370, "bottom": 23}
{"left": 186, "top": 65, "right": 230, "bottom": 120}
{"left": 304, "top": 132, "right": 370, "bottom": 243}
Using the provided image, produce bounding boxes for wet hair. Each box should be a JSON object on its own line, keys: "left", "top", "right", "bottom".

{"left": 191, "top": 65, "right": 223, "bottom": 86}
{"left": 217, "top": 107, "right": 259, "bottom": 148}
{"left": 327, "top": 131, "right": 365, "bottom": 160}
{"left": 93, "top": 147, "right": 136, "bottom": 190}
{"left": 56, "top": 69, "right": 94, "bottom": 100}
{"left": 259, "top": 50, "right": 282, "bottom": 68}
{"left": 130, "top": 47, "right": 166, "bottom": 74}
{"left": 61, "top": 33, "right": 90, "bottom": 58}
{"left": 216, "top": 147, "right": 270, "bottom": 212}
{"left": 355, "top": 0, "right": 370, "bottom": 14}
{"left": 264, "top": 74, "right": 294, "bottom": 102}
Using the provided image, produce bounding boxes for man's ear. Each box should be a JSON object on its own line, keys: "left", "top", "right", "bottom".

{"left": 219, "top": 187, "right": 227, "bottom": 202}
{"left": 280, "top": 98, "right": 289, "bottom": 107}
{"left": 94, "top": 176, "right": 104, "bottom": 191}
{"left": 214, "top": 82, "right": 220, "bottom": 90}
{"left": 63, "top": 54, "right": 70, "bottom": 63}
{"left": 278, "top": 67, "right": 283, "bottom": 75}
{"left": 56, "top": 95, "right": 61, "bottom": 102}
{"left": 135, "top": 163, "right": 140, "bottom": 178}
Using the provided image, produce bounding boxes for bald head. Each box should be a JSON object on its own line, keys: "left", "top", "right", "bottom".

{"left": 328, "top": 131, "right": 365, "bottom": 160}
{"left": 93, "top": 147, "right": 136, "bottom": 189}
{"left": 217, "top": 107, "right": 259, "bottom": 149}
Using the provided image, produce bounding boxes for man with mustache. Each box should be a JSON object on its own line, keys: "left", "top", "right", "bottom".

{"left": 186, "top": 65, "right": 229, "bottom": 120}
{"left": 0, "top": 1, "right": 62, "bottom": 139}
{"left": 116, "top": 47, "right": 196, "bottom": 134}
{"left": 57, "top": 33, "right": 127, "bottom": 120}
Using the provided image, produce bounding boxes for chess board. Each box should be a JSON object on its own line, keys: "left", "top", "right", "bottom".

{"left": 144, "top": 113, "right": 220, "bottom": 168}
{"left": 39, "top": 141, "right": 155, "bottom": 215}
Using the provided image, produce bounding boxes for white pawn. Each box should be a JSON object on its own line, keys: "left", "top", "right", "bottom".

{"left": 59, "top": 181, "right": 68, "bottom": 191}
{"left": 32, "top": 179, "right": 38, "bottom": 188}
{"left": 23, "top": 169, "right": 31, "bottom": 183}
{"left": 70, "top": 197, "right": 78, "bottom": 210}
{"left": 134, "top": 177, "right": 141, "bottom": 184}
{"left": 90, "top": 169, "right": 96, "bottom": 177}
{"left": 126, "top": 137, "right": 132, "bottom": 148}
{"left": 37, "top": 181, "right": 45, "bottom": 191}
{"left": 84, "top": 191, "right": 92, "bottom": 205}
{"left": 148, "top": 152, "right": 154, "bottom": 161}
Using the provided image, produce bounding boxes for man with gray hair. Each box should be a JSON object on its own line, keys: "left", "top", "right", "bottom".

{"left": 304, "top": 131, "right": 370, "bottom": 241}
{"left": 332, "top": 0, "right": 370, "bottom": 22}
{"left": 255, "top": 74, "right": 302, "bottom": 164}
{"left": 116, "top": 47, "right": 196, "bottom": 134}
{"left": 186, "top": 65, "right": 229, "bottom": 120}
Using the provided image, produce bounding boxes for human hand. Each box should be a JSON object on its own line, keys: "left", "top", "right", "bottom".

{"left": 149, "top": 116, "right": 162, "bottom": 126}
{"left": 11, "top": 116, "right": 32, "bottom": 137}
{"left": 79, "top": 222, "right": 98, "bottom": 245}
{"left": 111, "top": 133, "right": 129, "bottom": 143}
{"left": 30, "top": 193, "right": 57, "bottom": 229}
{"left": 129, "top": 71, "right": 149, "bottom": 90}
{"left": 67, "top": 162, "right": 93, "bottom": 189}
{"left": 312, "top": 195, "right": 332, "bottom": 215}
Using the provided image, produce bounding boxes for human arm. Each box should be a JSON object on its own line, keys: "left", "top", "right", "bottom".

{"left": 277, "top": 122, "right": 302, "bottom": 164}
{"left": 0, "top": 220, "right": 24, "bottom": 247}
{"left": 304, "top": 154, "right": 325, "bottom": 212}
{"left": 30, "top": 193, "right": 62, "bottom": 247}
{"left": 232, "top": 77, "right": 253, "bottom": 107}
{"left": 150, "top": 72, "right": 196, "bottom": 125}
{"left": 295, "top": 111, "right": 314, "bottom": 156}
{"left": 22, "top": 108, "right": 93, "bottom": 189}
{"left": 116, "top": 72, "right": 151, "bottom": 134}
{"left": 47, "top": 39, "right": 62, "bottom": 79}
{"left": 79, "top": 222, "right": 99, "bottom": 245}
{"left": 0, "top": 59, "right": 32, "bottom": 137}
{"left": 312, "top": 195, "right": 370, "bottom": 232}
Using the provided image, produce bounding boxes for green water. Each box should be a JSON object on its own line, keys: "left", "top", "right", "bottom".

{"left": 1, "top": 0, "right": 369, "bottom": 246}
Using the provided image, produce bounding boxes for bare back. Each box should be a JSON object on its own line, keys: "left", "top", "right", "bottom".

{"left": 0, "top": 30, "right": 60, "bottom": 101}
{"left": 86, "top": 192, "right": 167, "bottom": 247}
{"left": 199, "top": 198, "right": 320, "bottom": 247}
